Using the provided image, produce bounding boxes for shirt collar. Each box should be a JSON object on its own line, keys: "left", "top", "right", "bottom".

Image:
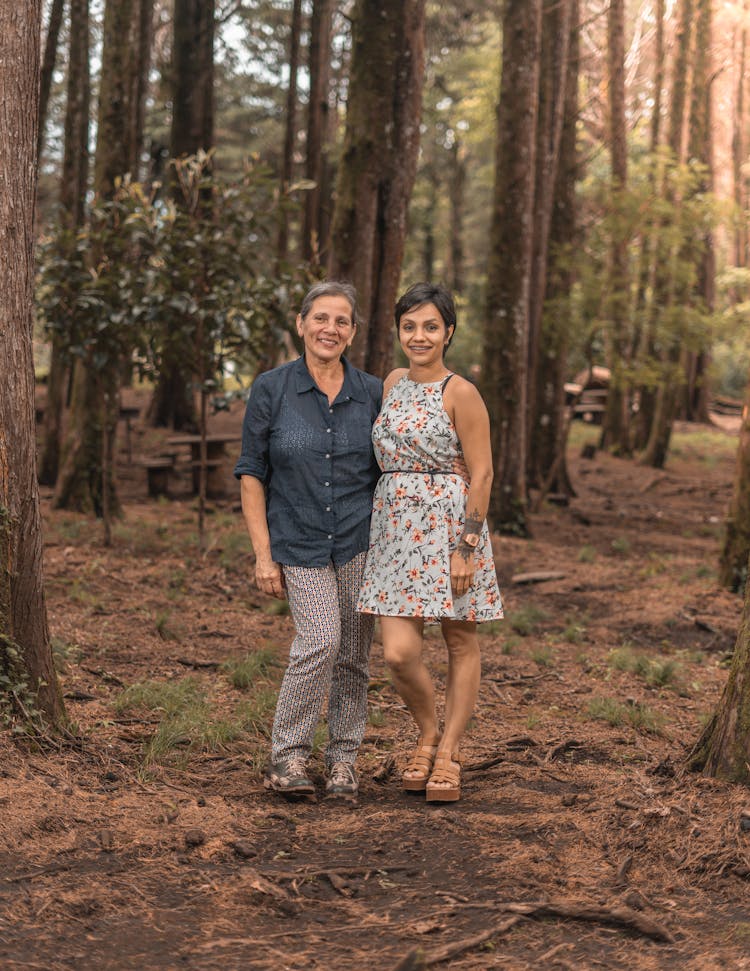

{"left": 293, "top": 355, "right": 367, "bottom": 403}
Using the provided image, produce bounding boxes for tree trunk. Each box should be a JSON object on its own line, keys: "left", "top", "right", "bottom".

{"left": 600, "top": 0, "right": 631, "bottom": 456}
{"left": 0, "top": 0, "right": 66, "bottom": 726}
{"left": 528, "top": 0, "right": 573, "bottom": 487}
{"left": 447, "top": 139, "right": 466, "bottom": 293}
{"left": 640, "top": 0, "right": 694, "bottom": 468}
{"left": 632, "top": 0, "right": 666, "bottom": 452}
{"left": 328, "top": 0, "right": 426, "bottom": 378}
{"left": 277, "top": 0, "right": 302, "bottom": 266}
{"left": 682, "top": 0, "right": 714, "bottom": 425}
{"left": 735, "top": 16, "right": 748, "bottom": 267}
{"left": 170, "top": 0, "right": 215, "bottom": 161}
{"left": 687, "top": 573, "right": 750, "bottom": 781}
{"left": 56, "top": 0, "right": 134, "bottom": 514}
{"left": 303, "top": 0, "right": 333, "bottom": 265}
{"left": 421, "top": 159, "right": 438, "bottom": 281}
{"left": 720, "top": 377, "right": 750, "bottom": 591}
{"left": 39, "top": 0, "right": 91, "bottom": 488}
{"left": 38, "top": 0, "right": 65, "bottom": 160}
{"left": 149, "top": 0, "right": 214, "bottom": 429}
{"left": 126, "top": 0, "right": 155, "bottom": 181}
{"left": 482, "top": 0, "right": 542, "bottom": 535}
{"left": 533, "top": 0, "right": 579, "bottom": 497}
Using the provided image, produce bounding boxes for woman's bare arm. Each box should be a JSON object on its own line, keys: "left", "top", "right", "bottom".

{"left": 240, "top": 475, "right": 286, "bottom": 599}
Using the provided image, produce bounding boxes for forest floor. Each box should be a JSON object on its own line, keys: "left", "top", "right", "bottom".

{"left": 2, "top": 397, "right": 750, "bottom": 970}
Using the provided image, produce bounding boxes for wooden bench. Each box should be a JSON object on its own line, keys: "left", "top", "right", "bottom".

{"left": 141, "top": 458, "right": 175, "bottom": 498}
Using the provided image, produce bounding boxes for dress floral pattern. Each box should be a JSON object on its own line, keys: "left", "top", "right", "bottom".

{"left": 357, "top": 375, "right": 503, "bottom": 622}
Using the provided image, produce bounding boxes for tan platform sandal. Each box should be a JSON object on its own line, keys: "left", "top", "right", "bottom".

{"left": 402, "top": 741, "right": 439, "bottom": 792}
{"left": 425, "top": 751, "right": 461, "bottom": 802}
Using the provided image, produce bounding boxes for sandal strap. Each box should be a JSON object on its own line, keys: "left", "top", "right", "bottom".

{"left": 404, "top": 743, "right": 438, "bottom": 774}
{"left": 428, "top": 752, "right": 461, "bottom": 785}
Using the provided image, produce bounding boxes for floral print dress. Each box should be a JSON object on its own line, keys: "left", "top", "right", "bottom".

{"left": 357, "top": 374, "right": 503, "bottom": 622}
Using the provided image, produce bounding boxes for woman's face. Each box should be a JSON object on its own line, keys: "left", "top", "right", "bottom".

{"left": 297, "top": 295, "right": 356, "bottom": 365}
{"left": 398, "top": 302, "right": 454, "bottom": 367}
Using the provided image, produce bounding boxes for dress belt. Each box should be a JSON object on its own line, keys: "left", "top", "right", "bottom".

{"left": 381, "top": 469, "right": 455, "bottom": 476}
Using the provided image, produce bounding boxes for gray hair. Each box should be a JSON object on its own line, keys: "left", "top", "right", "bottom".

{"left": 300, "top": 281, "right": 360, "bottom": 327}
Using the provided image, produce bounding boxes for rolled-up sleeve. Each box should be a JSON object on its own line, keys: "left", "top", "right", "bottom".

{"left": 234, "top": 374, "right": 272, "bottom": 482}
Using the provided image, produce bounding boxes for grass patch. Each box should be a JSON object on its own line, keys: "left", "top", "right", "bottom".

{"left": 368, "top": 706, "right": 385, "bottom": 727}
{"left": 531, "top": 644, "right": 554, "bottom": 668}
{"left": 577, "top": 545, "right": 597, "bottom": 563}
{"left": 607, "top": 646, "right": 681, "bottom": 688}
{"left": 235, "top": 687, "right": 278, "bottom": 735}
{"left": 479, "top": 620, "right": 504, "bottom": 636}
{"left": 610, "top": 536, "right": 631, "bottom": 556}
{"left": 587, "top": 696, "right": 665, "bottom": 734}
{"left": 115, "top": 676, "right": 277, "bottom": 766}
{"left": 501, "top": 634, "right": 522, "bottom": 656}
{"left": 562, "top": 613, "right": 587, "bottom": 644}
{"left": 508, "top": 605, "right": 548, "bottom": 637}
{"left": 221, "top": 647, "right": 279, "bottom": 690}
{"left": 155, "top": 610, "right": 182, "bottom": 642}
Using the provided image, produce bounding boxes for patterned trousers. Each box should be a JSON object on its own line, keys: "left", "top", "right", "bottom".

{"left": 271, "top": 552, "right": 374, "bottom": 767}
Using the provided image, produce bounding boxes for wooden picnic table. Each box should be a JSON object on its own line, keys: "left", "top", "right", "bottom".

{"left": 166, "top": 434, "right": 242, "bottom": 498}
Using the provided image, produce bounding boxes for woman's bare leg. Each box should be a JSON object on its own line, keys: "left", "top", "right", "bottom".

{"left": 380, "top": 616, "right": 440, "bottom": 752}
{"left": 437, "top": 618, "right": 480, "bottom": 765}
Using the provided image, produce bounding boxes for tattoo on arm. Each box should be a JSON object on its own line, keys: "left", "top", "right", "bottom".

{"left": 463, "top": 510, "right": 483, "bottom": 534}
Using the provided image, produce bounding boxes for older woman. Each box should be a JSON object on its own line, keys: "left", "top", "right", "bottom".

{"left": 235, "top": 282, "right": 381, "bottom": 800}
{"left": 358, "top": 282, "right": 503, "bottom": 802}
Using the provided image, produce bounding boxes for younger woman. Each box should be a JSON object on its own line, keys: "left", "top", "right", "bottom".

{"left": 358, "top": 282, "right": 503, "bottom": 802}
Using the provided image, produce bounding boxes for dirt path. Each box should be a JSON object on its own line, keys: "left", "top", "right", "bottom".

{"left": 2, "top": 410, "right": 750, "bottom": 969}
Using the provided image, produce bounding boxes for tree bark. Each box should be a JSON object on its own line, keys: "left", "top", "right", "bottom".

{"left": 277, "top": 0, "right": 302, "bottom": 265}
{"left": 640, "top": 0, "right": 694, "bottom": 468}
{"left": 328, "top": 0, "right": 427, "bottom": 378}
{"left": 687, "top": 572, "right": 750, "bottom": 781}
{"left": 528, "top": 0, "right": 573, "bottom": 486}
{"left": 720, "top": 377, "right": 750, "bottom": 591}
{"left": 734, "top": 13, "right": 747, "bottom": 269}
{"left": 682, "top": 0, "right": 714, "bottom": 425}
{"left": 39, "top": 0, "right": 91, "bottom": 488}
{"left": 532, "top": 0, "right": 579, "bottom": 497}
{"left": 0, "top": 0, "right": 66, "bottom": 725}
{"left": 149, "top": 0, "right": 215, "bottom": 430}
{"left": 447, "top": 139, "right": 466, "bottom": 293}
{"left": 632, "top": 0, "right": 665, "bottom": 452}
{"left": 126, "top": 0, "right": 155, "bottom": 181}
{"left": 600, "top": 0, "right": 631, "bottom": 456}
{"left": 482, "top": 0, "right": 542, "bottom": 535}
{"left": 56, "top": 0, "right": 134, "bottom": 514}
{"left": 38, "top": 0, "right": 65, "bottom": 160}
{"left": 303, "top": 0, "right": 333, "bottom": 265}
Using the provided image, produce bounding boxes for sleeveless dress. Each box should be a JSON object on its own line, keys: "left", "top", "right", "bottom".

{"left": 357, "top": 374, "right": 503, "bottom": 622}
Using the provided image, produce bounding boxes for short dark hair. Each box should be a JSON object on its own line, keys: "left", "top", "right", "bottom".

{"left": 300, "top": 281, "right": 359, "bottom": 326}
{"left": 394, "top": 282, "right": 457, "bottom": 348}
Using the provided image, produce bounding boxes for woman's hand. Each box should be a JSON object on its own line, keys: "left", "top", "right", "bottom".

{"left": 450, "top": 547, "right": 475, "bottom": 599}
{"left": 255, "top": 555, "right": 286, "bottom": 600}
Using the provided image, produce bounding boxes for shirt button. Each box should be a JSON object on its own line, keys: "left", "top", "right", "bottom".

{"left": 325, "top": 453, "right": 330, "bottom": 459}
{"left": 329, "top": 408, "right": 333, "bottom": 413}
{"left": 324, "top": 481, "right": 330, "bottom": 486}
{"left": 326, "top": 428, "right": 331, "bottom": 433}
{"left": 326, "top": 506, "right": 331, "bottom": 512}
{"left": 327, "top": 534, "right": 332, "bottom": 540}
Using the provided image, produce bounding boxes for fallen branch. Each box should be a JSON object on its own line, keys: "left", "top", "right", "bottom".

{"left": 501, "top": 899, "right": 675, "bottom": 943}
{"left": 392, "top": 917, "right": 523, "bottom": 969}
{"left": 390, "top": 896, "right": 674, "bottom": 969}
{"left": 465, "top": 736, "right": 537, "bottom": 771}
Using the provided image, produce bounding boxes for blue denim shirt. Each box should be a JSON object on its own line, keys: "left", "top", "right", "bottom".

{"left": 234, "top": 356, "right": 382, "bottom": 567}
